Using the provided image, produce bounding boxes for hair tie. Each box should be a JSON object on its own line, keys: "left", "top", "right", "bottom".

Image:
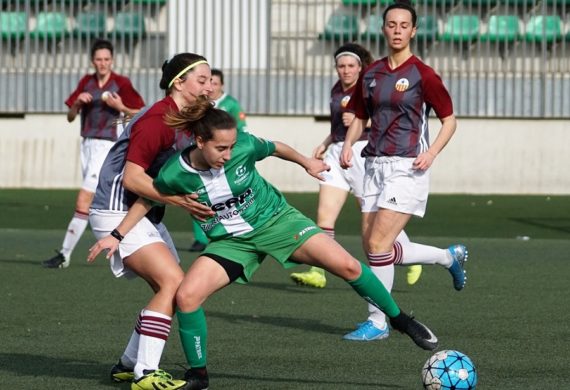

{"left": 335, "top": 51, "right": 361, "bottom": 64}
{"left": 168, "top": 60, "right": 209, "bottom": 88}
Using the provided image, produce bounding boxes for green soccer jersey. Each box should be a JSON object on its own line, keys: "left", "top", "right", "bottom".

{"left": 154, "top": 132, "right": 288, "bottom": 241}
{"left": 215, "top": 93, "right": 247, "bottom": 132}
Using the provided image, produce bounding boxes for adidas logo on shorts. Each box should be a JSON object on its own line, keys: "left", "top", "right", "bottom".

{"left": 387, "top": 197, "right": 398, "bottom": 205}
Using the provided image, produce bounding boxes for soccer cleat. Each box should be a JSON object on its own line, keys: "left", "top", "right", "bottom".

{"left": 131, "top": 369, "right": 186, "bottom": 390}
{"left": 41, "top": 251, "right": 70, "bottom": 269}
{"left": 389, "top": 311, "right": 438, "bottom": 351}
{"left": 189, "top": 240, "right": 207, "bottom": 252}
{"left": 110, "top": 359, "right": 135, "bottom": 383}
{"left": 406, "top": 265, "right": 423, "bottom": 285}
{"left": 447, "top": 244, "right": 468, "bottom": 291}
{"left": 290, "top": 269, "right": 327, "bottom": 288}
{"left": 183, "top": 368, "right": 209, "bottom": 390}
{"left": 343, "top": 320, "right": 390, "bottom": 341}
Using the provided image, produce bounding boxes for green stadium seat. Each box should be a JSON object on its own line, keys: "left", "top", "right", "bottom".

{"left": 525, "top": 15, "right": 563, "bottom": 44}
{"left": 360, "top": 14, "right": 383, "bottom": 41}
{"left": 441, "top": 14, "right": 480, "bottom": 43}
{"left": 415, "top": 0, "right": 456, "bottom": 6}
{"left": 74, "top": 12, "right": 106, "bottom": 38}
{"left": 461, "top": 0, "right": 498, "bottom": 6}
{"left": 318, "top": 12, "right": 359, "bottom": 41}
{"left": 29, "top": 12, "right": 70, "bottom": 40}
{"left": 481, "top": 15, "right": 521, "bottom": 43}
{"left": 0, "top": 12, "right": 27, "bottom": 41}
{"left": 131, "top": 0, "right": 167, "bottom": 4}
{"left": 499, "top": 0, "right": 537, "bottom": 5}
{"left": 342, "top": 0, "right": 379, "bottom": 5}
{"left": 544, "top": 0, "right": 570, "bottom": 5}
{"left": 110, "top": 12, "right": 145, "bottom": 40}
{"left": 415, "top": 14, "right": 439, "bottom": 43}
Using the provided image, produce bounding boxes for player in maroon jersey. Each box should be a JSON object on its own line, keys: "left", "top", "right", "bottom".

{"left": 340, "top": 0, "right": 469, "bottom": 340}
{"left": 42, "top": 39, "right": 145, "bottom": 269}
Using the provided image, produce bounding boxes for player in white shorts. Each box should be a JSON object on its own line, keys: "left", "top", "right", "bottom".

{"left": 340, "top": 1, "right": 469, "bottom": 342}
{"left": 41, "top": 39, "right": 144, "bottom": 269}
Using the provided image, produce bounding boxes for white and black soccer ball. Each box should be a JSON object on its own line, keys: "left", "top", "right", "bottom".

{"left": 422, "top": 350, "right": 478, "bottom": 390}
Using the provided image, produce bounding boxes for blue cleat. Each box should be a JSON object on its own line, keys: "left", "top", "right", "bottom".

{"left": 448, "top": 244, "right": 468, "bottom": 291}
{"left": 343, "top": 320, "right": 389, "bottom": 341}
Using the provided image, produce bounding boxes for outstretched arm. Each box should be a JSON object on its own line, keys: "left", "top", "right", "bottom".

{"left": 87, "top": 198, "right": 151, "bottom": 262}
{"left": 272, "top": 141, "right": 330, "bottom": 181}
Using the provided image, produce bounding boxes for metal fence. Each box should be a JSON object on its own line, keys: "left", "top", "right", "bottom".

{"left": 1, "top": 0, "right": 568, "bottom": 117}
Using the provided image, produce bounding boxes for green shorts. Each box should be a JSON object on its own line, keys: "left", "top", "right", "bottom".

{"left": 203, "top": 205, "right": 322, "bottom": 284}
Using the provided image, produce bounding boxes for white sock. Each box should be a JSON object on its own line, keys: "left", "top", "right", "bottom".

{"left": 120, "top": 311, "right": 143, "bottom": 368}
{"left": 60, "top": 211, "right": 89, "bottom": 260}
{"left": 134, "top": 309, "right": 172, "bottom": 379}
{"left": 398, "top": 241, "right": 452, "bottom": 268}
{"left": 367, "top": 251, "right": 395, "bottom": 329}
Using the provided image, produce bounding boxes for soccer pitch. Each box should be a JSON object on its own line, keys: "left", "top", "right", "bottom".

{"left": 1, "top": 190, "right": 569, "bottom": 389}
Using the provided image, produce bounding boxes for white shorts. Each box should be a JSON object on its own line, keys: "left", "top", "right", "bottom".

{"left": 81, "top": 138, "right": 115, "bottom": 193}
{"left": 320, "top": 140, "right": 367, "bottom": 199}
{"left": 361, "top": 156, "right": 430, "bottom": 217}
{"left": 89, "top": 209, "right": 180, "bottom": 279}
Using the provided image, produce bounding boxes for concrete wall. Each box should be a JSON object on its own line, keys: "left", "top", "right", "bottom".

{"left": 1, "top": 114, "right": 569, "bottom": 194}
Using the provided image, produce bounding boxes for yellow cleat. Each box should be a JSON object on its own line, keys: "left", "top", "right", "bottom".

{"left": 406, "top": 265, "right": 423, "bottom": 286}
{"left": 290, "top": 269, "right": 327, "bottom": 288}
{"left": 131, "top": 369, "right": 186, "bottom": 390}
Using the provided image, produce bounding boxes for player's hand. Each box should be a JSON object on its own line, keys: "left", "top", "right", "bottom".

{"left": 342, "top": 112, "right": 356, "bottom": 127}
{"left": 87, "top": 235, "right": 119, "bottom": 262}
{"left": 171, "top": 193, "right": 214, "bottom": 221}
{"left": 312, "top": 144, "right": 327, "bottom": 160}
{"left": 413, "top": 151, "right": 436, "bottom": 171}
{"left": 104, "top": 92, "right": 124, "bottom": 112}
{"left": 340, "top": 144, "right": 353, "bottom": 169}
{"left": 305, "top": 158, "right": 330, "bottom": 181}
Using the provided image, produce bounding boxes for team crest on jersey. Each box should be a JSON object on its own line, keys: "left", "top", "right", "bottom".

{"left": 234, "top": 165, "right": 250, "bottom": 184}
{"left": 395, "top": 78, "right": 410, "bottom": 92}
{"left": 341, "top": 95, "right": 351, "bottom": 108}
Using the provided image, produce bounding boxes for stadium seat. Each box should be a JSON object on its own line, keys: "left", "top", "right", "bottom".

{"left": 481, "top": 15, "right": 521, "bottom": 43}
{"left": 132, "top": 0, "right": 167, "bottom": 4}
{"left": 461, "top": 0, "right": 498, "bottom": 5}
{"left": 441, "top": 14, "right": 480, "bottom": 43}
{"left": 415, "top": 0, "right": 456, "bottom": 6}
{"left": 318, "top": 12, "right": 359, "bottom": 41}
{"left": 74, "top": 12, "right": 106, "bottom": 38}
{"left": 499, "top": 0, "right": 537, "bottom": 4}
{"left": 29, "top": 12, "right": 70, "bottom": 40}
{"left": 360, "top": 14, "right": 383, "bottom": 41}
{"left": 544, "top": 0, "right": 570, "bottom": 5}
{"left": 524, "top": 15, "right": 563, "bottom": 44}
{"left": 110, "top": 12, "right": 145, "bottom": 40}
{"left": 0, "top": 12, "right": 27, "bottom": 41}
{"left": 415, "top": 14, "right": 439, "bottom": 43}
{"left": 341, "top": 0, "right": 379, "bottom": 5}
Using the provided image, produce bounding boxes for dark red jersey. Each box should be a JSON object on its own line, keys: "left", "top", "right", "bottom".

{"left": 330, "top": 81, "right": 368, "bottom": 143}
{"left": 348, "top": 55, "right": 453, "bottom": 157}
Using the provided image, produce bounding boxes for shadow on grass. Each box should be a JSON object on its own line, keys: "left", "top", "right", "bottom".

{"left": 509, "top": 217, "right": 570, "bottom": 235}
{"left": 212, "top": 371, "right": 405, "bottom": 388}
{"left": 0, "top": 352, "right": 120, "bottom": 388}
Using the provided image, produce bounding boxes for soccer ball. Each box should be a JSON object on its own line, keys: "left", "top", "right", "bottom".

{"left": 422, "top": 350, "right": 478, "bottom": 390}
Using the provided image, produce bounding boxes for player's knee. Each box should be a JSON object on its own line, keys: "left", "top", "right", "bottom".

{"left": 340, "top": 258, "right": 362, "bottom": 280}
{"left": 176, "top": 284, "right": 201, "bottom": 312}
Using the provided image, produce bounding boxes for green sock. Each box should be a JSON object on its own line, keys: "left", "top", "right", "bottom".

{"left": 177, "top": 307, "right": 207, "bottom": 368}
{"left": 310, "top": 266, "right": 325, "bottom": 275}
{"left": 347, "top": 263, "right": 401, "bottom": 318}
{"left": 192, "top": 219, "right": 209, "bottom": 245}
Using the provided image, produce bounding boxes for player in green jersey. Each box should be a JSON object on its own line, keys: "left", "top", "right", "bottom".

{"left": 90, "top": 96, "right": 439, "bottom": 390}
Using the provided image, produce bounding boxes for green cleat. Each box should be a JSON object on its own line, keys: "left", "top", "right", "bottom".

{"left": 131, "top": 369, "right": 186, "bottom": 390}
{"left": 110, "top": 359, "right": 134, "bottom": 383}
{"left": 290, "top": 269, "right": 326, "bottom": 288}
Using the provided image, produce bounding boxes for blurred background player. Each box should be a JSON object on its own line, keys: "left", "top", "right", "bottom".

{"left": 188, "top": 68, "right": 249, "bottom": 252}
{"left": 289, "top": 43, "right": 423, "bottom": 289}
{"left": 42, "top": 39, "right": 144, "bottom": 269}
{"left": 340, "top": 1, "right": 468, "bottom": 342}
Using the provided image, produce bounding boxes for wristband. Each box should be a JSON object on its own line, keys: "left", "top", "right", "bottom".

{"left": 110, "top": 229, "right": 124, "bottom": 242}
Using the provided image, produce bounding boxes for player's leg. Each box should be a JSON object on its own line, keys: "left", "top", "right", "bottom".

{"left": 189, "top": 219, "right": 208, "bottom": 252}
{"left": 176, "top": 255, "right": 239, "bottom": 390}
{"left": 290, "top": 184, "right": 348, "bottom": 288}
{"left": 290, "top": 232, "right": 438, "bottom": 350}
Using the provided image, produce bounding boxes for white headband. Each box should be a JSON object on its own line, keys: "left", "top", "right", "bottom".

{"left": 335, "top": 51, "right": 361, "bottom": 64}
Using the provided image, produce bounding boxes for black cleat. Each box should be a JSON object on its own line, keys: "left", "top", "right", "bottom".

{"left": 110, "top": 359, "right": 135, "bottom": 383}
{"left": 41, "top": 251, "right": 69, "bottom": 269}
{"left": 189, "top": 241, "right": 207, "bottom": 252}
{"left": 183, "top": 367, "right": 209, "bottom": 390}
{"left": 389, "top": 311, "right": 438, "bottom": 351}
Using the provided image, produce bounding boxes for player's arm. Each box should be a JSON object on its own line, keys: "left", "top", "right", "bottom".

{"left": 313, "top": 134, "right": 333, "bottom": 160}
{"left": 413, "top": 114, "right": 457, "bottom": 171}
{"left": 122, "top": 161, "right": 214, "bottom": 220}
{"left": 272, "top": 141, "right": 330, "bottom": 181}
{"left": 339, "top": 117, "right": 366, "bottom": 168}
{"left": 87, "top": 198, "right": 151, "bottom": 261}
{"left": 67, "top": 92, "right": 93, "bottom": 122}
{"left": 104, "top": 93, "right": 142, "bottom": 117}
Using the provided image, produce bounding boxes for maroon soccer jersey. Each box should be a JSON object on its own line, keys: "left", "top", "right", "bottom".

{"left": 330, "top": 81, "right": 368, "bottom": 143}
{"left": 348, "top": 56, "right": 453, "bottom": 158}
{"left": 65, "top": 72, "right": 145, "bottom": 141}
